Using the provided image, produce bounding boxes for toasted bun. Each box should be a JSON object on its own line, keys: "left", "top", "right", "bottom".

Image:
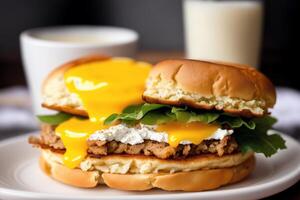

{"left": 143, "top": 59, "right": 276, "bottom": 117}
{"left": 40, "top": 149, "right": 255, "bottom": 191}
{"left": 42, "top": 55, "right": 110, "bottom": 117}
{"left": 42, "top": 149, "right": 253, "bottom": 174}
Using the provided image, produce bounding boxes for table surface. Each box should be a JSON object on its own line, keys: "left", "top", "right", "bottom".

{"left": 0, "top": 51, "right": 299, "bottom": 199}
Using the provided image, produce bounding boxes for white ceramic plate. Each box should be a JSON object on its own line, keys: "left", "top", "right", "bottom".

{"left": 0, "top": 132, "right": 299, "bottom": 200}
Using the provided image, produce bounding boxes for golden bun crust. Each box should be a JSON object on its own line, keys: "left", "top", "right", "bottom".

{"left": 103, "top": 156, "right": 254, "bottom": 191}
{"left": 39, "top": 156, "right": 99, "bottom": 188}
{"left": 42, "top": 55, "right": 110, "bottom": 116}
{"left": 40, "top": 150, "right": 255, "bottom": 191}
{"left": 143, "top": 59, "right": 276, "bottom": 117}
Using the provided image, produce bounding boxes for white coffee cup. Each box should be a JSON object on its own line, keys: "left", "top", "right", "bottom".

{"left": 20, "top": 26, "right": 139, "bottom": 115}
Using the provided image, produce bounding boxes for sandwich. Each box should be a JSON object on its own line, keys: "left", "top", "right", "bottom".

{"left": 29, "top": 57, "right": 286, "bottom": 191}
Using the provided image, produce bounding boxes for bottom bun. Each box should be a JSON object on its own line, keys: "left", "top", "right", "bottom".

{"left": 40, "top": 151, "right": 255, "bottom": 191}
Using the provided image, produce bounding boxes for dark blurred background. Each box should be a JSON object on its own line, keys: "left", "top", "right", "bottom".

{"left": 0, "top": 0, "right": 300, "bottom": 89}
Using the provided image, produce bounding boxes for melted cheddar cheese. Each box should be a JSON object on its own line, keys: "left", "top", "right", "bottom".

{"left": 64, "top": 58, "right": 152, "bottom": 122}
{"left": 55, "top": 58, "right": 152, "bottom": 168}
{"left": 156, "top": 122, "right": 220, "bottom": 147}
{"left": 55, "top": 117, "right": 104, "bottom": 168}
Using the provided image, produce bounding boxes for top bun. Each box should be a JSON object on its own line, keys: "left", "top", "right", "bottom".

{"left": 42, "top": 55, "right": 110, "bottom": 117}
{"left": 143, "top": 59, "right": 276, "bottom": 117}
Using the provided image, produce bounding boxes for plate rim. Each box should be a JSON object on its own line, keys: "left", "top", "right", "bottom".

{"left": 0, "top": 132, "right": 299, "bottom": 200}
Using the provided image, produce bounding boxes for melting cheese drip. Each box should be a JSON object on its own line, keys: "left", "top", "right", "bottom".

{"left": 156, "top": 122, "right": 220, "bottom": 147}
{"left": 55, "top": 58, "right": 152, "bottom": 168}
{"left": 64, "top": 58, "right": 152, "bottom": 122}
{"left": 55, "top": 118, "right": 104, "bottom": 168}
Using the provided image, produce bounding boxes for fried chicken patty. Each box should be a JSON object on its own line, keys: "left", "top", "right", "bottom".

{"left": 28, "top": 124, "right": 239, "bottom": 159}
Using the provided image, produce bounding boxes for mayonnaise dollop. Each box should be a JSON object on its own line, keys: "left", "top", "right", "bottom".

{"left": 88, "top": 124, "right": 233, "bottom": 145}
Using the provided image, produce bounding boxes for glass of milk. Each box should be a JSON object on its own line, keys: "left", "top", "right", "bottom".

{"left": 183, "top": 0, "right": 263, "bottom": 68}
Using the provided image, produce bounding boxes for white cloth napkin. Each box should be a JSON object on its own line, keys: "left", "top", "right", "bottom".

{"left": 272, "top": 87, "right": 300, "bottom": 131}
{"left": 0, "top": 86, "right": 38, "bottom": 130}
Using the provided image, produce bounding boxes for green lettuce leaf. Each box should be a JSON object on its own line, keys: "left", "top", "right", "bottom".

{"left": 234, "top": 116, "right": 286, "bottom": 157}
{"left": 104, "top": 103, "right": 256, "bottom": 130}
{"left": 253, "top": 115, "right": 278, "bottom": 132}
{"left": 37, "top": 112, "right": 73, "bottom": 125}
{"left": 103, "top": 113, "right": 119, "bottom": 125}
{"left": 218, "top": 114, "right": 256, "bottom": 129}
{"left": 235, "top": 131, "right": 286, "bottom": 157}
{"left": 104, "top": 104, "right": 170, "bottom": 125}
{"left": 170, "top": 107, "right": 220, "bottom": 123}
{"left": 141, "top": 111, "right": 175, "bottom": 125}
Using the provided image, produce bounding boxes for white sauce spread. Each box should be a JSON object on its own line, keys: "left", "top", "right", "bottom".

{"left": 88, "top": 124, "right": 233, "bottom": 145}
